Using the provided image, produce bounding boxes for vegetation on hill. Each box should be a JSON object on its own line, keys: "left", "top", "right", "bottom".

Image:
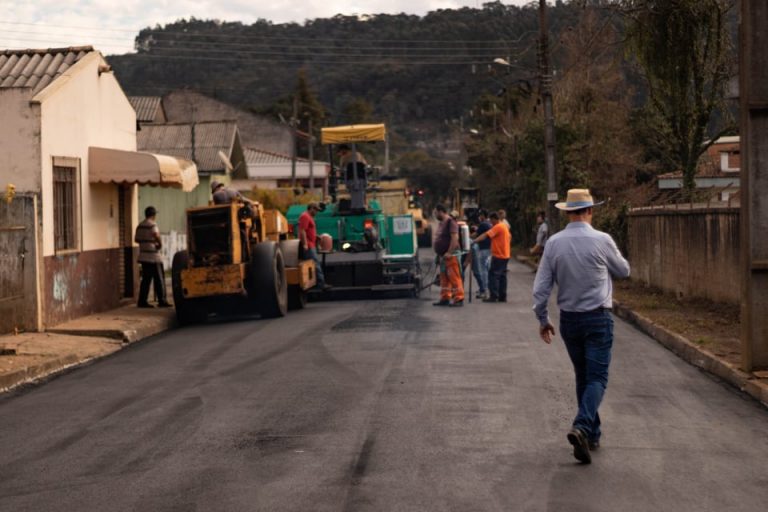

{"left": 108, "top": 0, "right": 736, "bottom": 245}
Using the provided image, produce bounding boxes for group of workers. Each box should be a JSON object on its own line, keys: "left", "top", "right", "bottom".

{"left": 431, "top": 205, "right": 513, "bottom": 307}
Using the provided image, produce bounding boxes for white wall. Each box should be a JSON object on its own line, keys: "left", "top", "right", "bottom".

{"left": 38, "top": 53, "right": 137, "bottom": 256}
{"left": 0, "top": 88, "right": 42, "bottom": 193}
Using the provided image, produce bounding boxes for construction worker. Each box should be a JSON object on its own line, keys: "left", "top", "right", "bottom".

{"left": 299, "top": 202, "right": 331, "bottom": 291}
{"left": 433, "top": 203, "right": 464, "bottom": 307}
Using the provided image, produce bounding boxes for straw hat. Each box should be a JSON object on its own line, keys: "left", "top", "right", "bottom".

{"left": 555, "top": 188, "right": 603, "bottom": 211}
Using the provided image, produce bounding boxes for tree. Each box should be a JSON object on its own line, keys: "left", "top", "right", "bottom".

{"left": 395, "top": 150, "right": 463, "bottom": 205}
{"left": 341, "top": 98, "right": 375, "bottom": 124}
{"left": 620, "top": 0, "right": 735, "bottom": 194}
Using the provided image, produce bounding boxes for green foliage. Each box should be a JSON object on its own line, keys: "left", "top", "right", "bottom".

{"left": 395, "top": 150, "right": 463, "bottom": 207}
{"left": 620, "top": 0, "right": 736, "bottom": 195}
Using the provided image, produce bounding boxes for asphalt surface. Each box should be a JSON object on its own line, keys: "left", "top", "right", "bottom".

{"left": 1, "top": 261, "right": 767, "bottom": 512}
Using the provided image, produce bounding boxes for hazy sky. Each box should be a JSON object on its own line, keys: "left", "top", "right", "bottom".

{"left": 0, "top": 0, "right": 534, "bottom": 55}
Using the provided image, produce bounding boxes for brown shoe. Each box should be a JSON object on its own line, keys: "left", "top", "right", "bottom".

{"left": 567, "top": 428, "right": 592, "bottom": 464}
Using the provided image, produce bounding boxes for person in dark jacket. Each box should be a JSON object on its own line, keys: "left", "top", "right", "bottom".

{"left": 134, "top": 206, "right": 170, "bottom": 308}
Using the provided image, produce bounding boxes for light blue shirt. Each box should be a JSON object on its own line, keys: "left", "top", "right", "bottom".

{"left": 532, "top": 221, "right": 630, "bottom": 326}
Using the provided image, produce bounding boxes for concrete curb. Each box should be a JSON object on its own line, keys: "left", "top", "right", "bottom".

{"left": 612, "top": 301, "right": 768, "bottom": 407}
{"left": 1, "top": 311, "right": 177, "bottom": 394}
{"left": 0, "top": 353, "right": 82, "bottom": 392}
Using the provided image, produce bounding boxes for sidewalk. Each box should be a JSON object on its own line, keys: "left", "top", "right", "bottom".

{"left": 516, "top": 254, "right": 768, "bottom": 407}
{"left": 0, "top": 303, "right": 176, "bottom": 393}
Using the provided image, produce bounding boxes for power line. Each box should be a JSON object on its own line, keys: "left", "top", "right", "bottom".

{"left": 0, "top": 19, "right": 538, "bottom": 45}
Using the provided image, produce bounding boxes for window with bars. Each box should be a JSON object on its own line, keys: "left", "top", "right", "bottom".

{"left": 53, "top": 165, "right": 79, "bottom": 252}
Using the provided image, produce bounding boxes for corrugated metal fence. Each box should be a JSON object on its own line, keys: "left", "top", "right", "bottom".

{"left": 160, "top": 231, "right": 187, "bottom": 269}
{"left": 628, "top": 206, "right": 740, "bottom": 303}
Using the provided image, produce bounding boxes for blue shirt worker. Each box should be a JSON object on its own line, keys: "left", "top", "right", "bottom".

{"left": 532, "top": 189, "right": 630, "bottom": 464}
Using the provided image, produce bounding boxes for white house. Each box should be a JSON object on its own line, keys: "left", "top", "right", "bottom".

{"left": 0, "top": 46, "right": 196, "bottom": 333}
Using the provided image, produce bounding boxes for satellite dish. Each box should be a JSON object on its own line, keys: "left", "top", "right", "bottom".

{"left": 218, "top": 150, "right": 234, "bottom": 173}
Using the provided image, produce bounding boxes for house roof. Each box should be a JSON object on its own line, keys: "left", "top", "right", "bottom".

{"left": 244, "top": 148, "right": 328, "bottom": 179}
{"left": 129, "top": 96, "right": 163, "bottom": 123}
{"left": 658, "top": 136, "right": 740, "bottom": 181}
{"left": 0, "top": 46, "right": 94, "bottom": 94}
{"left": 162, "top": 90, "right": 293, "bottom": 154}
{"left": 137, "top": 121, "right": 238, "bottom": 173}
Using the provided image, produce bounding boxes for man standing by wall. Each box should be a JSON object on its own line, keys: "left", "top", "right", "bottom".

{"left": 471, "top": 210, "right": 492, "bottom": 299}
{"left": 530, "top": 211, "right": 549, "bottom": 256}
{"left": 532, "top": 189, "right": 630, "bottom": 464}
{"left": 135, "top": 206, "right": 170, "bottom": 308}
{"left": 433, "top": 204, "right": 464, "bottom": 307}
{"left": 299, "top": 202, "right": 330, "bottom": 291}
{"left": 473, "top": 211, "right": 511, "bottom": 303}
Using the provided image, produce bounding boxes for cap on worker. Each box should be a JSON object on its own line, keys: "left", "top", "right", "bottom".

{"left": 144, "top": 206, "right": 157, "bottom": 218}
{"left": 449, "top": 210, "right": 460, "bottom": 219}
{"left": 210, "top": 180, "right": 224, "bottom": 193}
{"left": 555, "top": 188, "right": 604, "bottom": 211}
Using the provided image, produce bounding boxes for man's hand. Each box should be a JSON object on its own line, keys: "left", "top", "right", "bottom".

{"left": 539, "top": 323, "right": 555, "bottom": 344}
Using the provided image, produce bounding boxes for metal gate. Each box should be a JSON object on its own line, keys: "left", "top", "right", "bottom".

{"left": 0, "top": 195, "right": 38, "bottom": 334}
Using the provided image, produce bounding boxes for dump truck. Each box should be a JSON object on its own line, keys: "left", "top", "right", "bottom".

{"left": 285, "top": 123, "right": 421, "bottom": 296}
{"left": 171, "top": 201, "right": 316, "bottom": 325}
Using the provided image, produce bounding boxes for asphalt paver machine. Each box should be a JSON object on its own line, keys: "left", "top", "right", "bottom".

{"left": 285, "top": 124, "right": 421, "bottom": 297}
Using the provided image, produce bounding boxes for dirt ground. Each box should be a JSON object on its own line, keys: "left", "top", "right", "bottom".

{"left": 613, "top": 279, "right": 742, "bottom": 366}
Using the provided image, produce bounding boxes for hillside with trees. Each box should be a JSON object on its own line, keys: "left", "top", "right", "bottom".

{"left": 109, "top": 0, "right": 737, "bottom": 246}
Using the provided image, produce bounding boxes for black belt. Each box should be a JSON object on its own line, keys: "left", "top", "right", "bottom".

{"left": 562, "top": 307, "right": 612, "bottom": 315}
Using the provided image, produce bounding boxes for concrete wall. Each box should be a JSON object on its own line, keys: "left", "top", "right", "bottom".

{"left": 628, "top": 207, "right": 740, "bottom": 303}
{"left": 0, "top": 88, "right": 42, "bottom": 193}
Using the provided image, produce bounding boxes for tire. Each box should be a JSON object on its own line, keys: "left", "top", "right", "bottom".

{"left": 288, "top": 286, "right": 307, "bottom": 310}
{"left": 248, "top": 241, "right": 288, "bottom": 318}
{"left": 171, "top": 250, "right": 200, "bottom": 326}
{"left": 279, "top": 239, "right": 300, "bottom": 267}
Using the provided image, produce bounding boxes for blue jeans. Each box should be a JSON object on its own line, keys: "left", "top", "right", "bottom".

{"left": 559, "top": 309, "right": 614, "bottom": 443}
{"left": 488, "top": 257, "right": 508, "bottom": 300}
{"left": 306, "top": 247, "right": 325, "bottom": 286}
{"left": 471, "top": 245, "right": 490, "bottom": 293}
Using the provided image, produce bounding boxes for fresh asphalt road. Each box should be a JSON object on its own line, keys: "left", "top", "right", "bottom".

{"left": 1, "top": 262, "right": 767, "bottom": 512}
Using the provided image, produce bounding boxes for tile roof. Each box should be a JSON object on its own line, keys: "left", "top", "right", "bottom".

{"left": 129, "top": 96, "right": 163, "bottom": 123}
{"left": 245, "top": 148, "right": 316, "bottom": 165}
{"left": 162, "top": 90, "right": 293, "bottom": 154}
{"left": 244, "top": 147, "right": 328, "bottom": 179}
{"left": 0, "top": 46, "right": 94, "bottom": 95}
{"left": 137, "top": 121, "right": 238, "bottom": 173}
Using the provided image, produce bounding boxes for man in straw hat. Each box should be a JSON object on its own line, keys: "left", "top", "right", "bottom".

{"left": 532, "top": 188, "right": 630, "bottom": 464}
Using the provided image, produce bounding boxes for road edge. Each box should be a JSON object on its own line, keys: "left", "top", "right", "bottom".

{"left": 516, "top": 254, "right": 768, "bottom": 408}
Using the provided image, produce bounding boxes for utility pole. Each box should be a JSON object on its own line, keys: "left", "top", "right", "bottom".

{"left": 539, "top": 0, "right": 559, "bottom": 232}
{"left": 308, "top": 117, "right": 314, "bottom": 192}
{"left": 740, "top": 0, "right": 768, "bottom": 371}
{"left": 290, "top": 95, "right": 298, "bottom": 188}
